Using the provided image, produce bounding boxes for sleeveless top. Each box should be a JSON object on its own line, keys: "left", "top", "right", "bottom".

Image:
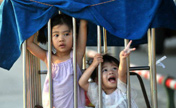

{"left": 42, "top": 51, "right": 85, "bottom": 108}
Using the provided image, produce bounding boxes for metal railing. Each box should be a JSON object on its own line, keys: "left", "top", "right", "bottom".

{"left": 22, "top": 16, "right": 158, "bottom": 108}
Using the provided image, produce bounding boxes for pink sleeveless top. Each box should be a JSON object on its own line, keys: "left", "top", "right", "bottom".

{"left": 42, "top": 51, "right": 85, "bottom": 108}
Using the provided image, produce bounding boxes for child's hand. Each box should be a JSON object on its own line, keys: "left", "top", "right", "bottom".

{"left": 87, "top": 50, "right": 98, "bottom": 58}
{"left": 91, "top": 53, "right": 103, "bottom": 67}
{"left": 120, "top": 40, "right": 136, "bottom": 59}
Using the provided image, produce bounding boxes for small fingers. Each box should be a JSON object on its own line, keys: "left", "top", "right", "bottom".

{"left": 94, "top": 53, "right": 103, "bottom": 60}
{"left": 123, "top": 40, "right": 136, "bottom": 54}
{"left": 97, "top": 58, "right": 103, "bottom": 63}
{"left": 128, "top": 48, "right": 136, "bottom": 53}
{"left": 124, "top": 48, "right": 136, "bottom": 54}
{"left": 125, "top": 40, "right": 132, "bottom": 50}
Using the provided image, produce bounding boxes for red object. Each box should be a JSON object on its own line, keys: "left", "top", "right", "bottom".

{"left": 85, "top": 91, "right": 94, "bottom": 107}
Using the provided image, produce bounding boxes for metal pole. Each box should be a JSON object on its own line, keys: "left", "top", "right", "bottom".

{"left": 124, "top": 39, "right": 131, "bottom": 108}
{"left": 151, "top": 28, "right": 158, "bottom": 108}
{"left": 82, "top": 54, "right": 86, "bottom": 70}
{"left": 72, "top": 17, "right": 78, "bottom": 108}
{"left": 148, "top": 29, "right": 153, "bottom": 106}
{"left": 97, "top": 25, "right": 102, "bottom": 108}
{"left": 48, "top": 19, "right": 53, "bottom": 108}
{"left": 103, "top": 27, "right": 107, "bottom": 54}
{"left": 23, "top": 41, "right": 27, "bottom": 108}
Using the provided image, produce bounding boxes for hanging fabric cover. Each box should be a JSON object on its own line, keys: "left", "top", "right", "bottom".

{"left": 0, "top": 0, "right": 176, "bottom": 70}
{"left": 86, "top": 22, "right": 148, "bottom": 46}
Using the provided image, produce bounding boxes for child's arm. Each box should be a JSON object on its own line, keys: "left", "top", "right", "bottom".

{"left": 79, "top": 54, "right": 103, "bottom": 91}
{"left": 118, "top": 40, "right": 135, "bottom": 83}
{"left": 77, "top": 20, "right": 87, "bottom": 68}
{"left": 26, "top": 34, "right": 47, "bottom": 62}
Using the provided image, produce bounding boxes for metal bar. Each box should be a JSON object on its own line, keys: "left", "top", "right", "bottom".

{"left": 31, "top": 54, "right": 34, "bottom": 107}
{"left": 97, "top": 25, "right": 102, "bottom": 108}
{"left": 103, "top": 27, "right": 107, "bottom": 54}
{"left": 148, "top": 29, "right": 153, "bottom": 106}
{"left": 33, "top": 55, "right": 37, "bottom": 106}
{"left": 48, "top": 19, "right": 53, "bottom": 108}
{"left": 129, "top": 66, "right": 150, "bottom": 71}
{"left": 124, "top": 39, "right": 131, "bottom": 108}
{"left": 72, "top": 17, "right": 78, "bottom": 108}
{"left": 23, "top": 41, "right": 27, "bottom": 108}
{"left": 82, "top": 54, "right": 86, "bottom": 70}
{"left": 151, "top": 28, "right": 158, "bottom": 108}
{"left": 38, "top": 70, "right": 47, "bottom": 74}
{"left": 37, "top": 55, "right": 42, "bottom": 105}
{"left": 28, "top": 50, "right": 32, "bottom": 108}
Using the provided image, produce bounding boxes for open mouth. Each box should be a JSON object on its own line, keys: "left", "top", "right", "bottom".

{"left": 108, "top": 77, "right": 116, "bottom": 83}
{"left": 59, "top": 44, "right": 65, "bottom": 48}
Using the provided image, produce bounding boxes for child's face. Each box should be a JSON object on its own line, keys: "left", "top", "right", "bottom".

{"left": 52, "top": 24, "right": 73, "bottom": 53}
{"left": 101, "top": 62, "right": 118, "bottom": 91}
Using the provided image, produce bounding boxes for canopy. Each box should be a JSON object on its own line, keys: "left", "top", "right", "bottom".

{"left": 0, "top": 0, "right": 176, "bottom": 70}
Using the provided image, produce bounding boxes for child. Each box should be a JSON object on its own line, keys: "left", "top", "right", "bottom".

{"left": 79, "top": 41, "right": 138, "bottom": 108}
{"left": 27, "top": 14, "right": 87, "bottom": 108}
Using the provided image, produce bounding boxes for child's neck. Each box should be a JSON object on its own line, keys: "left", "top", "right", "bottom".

{"left": 103, "top": 88, "right": 116, "bottom": 95}
{"left": 53, "top": 51, "right": 70, "bottom": 63}
{"left": 56, "top": 51, "right": 70, "bottom": 58}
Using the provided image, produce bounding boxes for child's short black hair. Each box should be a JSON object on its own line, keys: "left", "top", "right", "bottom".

{"left": 90, "top": 54, "right": 120, "bottom": 81}
{"left": 37, "top": 14, "right": 72, "bottom": 44}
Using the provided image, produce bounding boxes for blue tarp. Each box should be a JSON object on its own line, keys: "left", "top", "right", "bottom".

{"left": 0, "top": 0, "right": 176, "bottom": 70}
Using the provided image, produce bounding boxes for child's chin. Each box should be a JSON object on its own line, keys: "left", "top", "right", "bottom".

{"left": 108, "top": 82, "right": 117, "bottom": 87}
{"left": 109, "top": 85, "right": 117, "bottom": 89}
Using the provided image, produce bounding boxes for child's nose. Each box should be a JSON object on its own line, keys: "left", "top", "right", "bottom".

{"left": 108, "top": 70, "right": 113, "bottom": 75}
{"left": 58, "top": 35, "right": 64, "bottom": 41}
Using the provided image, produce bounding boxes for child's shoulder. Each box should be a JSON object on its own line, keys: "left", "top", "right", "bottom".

{"left": 88, "top": 82, "right": 98, "bottom": 90}
{"left": 117, "top": 79, "right": 127, "bottom": 92}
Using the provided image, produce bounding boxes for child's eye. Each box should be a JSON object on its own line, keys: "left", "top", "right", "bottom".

{"left": 102, "top": 69, "right": 108, "bottom": 72}
{"left": 64, "top": 33, "right": 70, "bottom": 36}
{"left": 54, "top": 34, "right": 59, "bottom": 37}
{"left": 113, "top": 67, "right": 117, "bottom": 70}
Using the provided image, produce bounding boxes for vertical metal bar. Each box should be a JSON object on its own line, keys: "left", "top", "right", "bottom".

{"left": 33, "top": 55, "right": 36, "bottom": 106}
{"left": 103, "top": 27, "right": 107, "bottom": 54}
{"left": 148, "top": 29, "right": 153, "bottom": 106}
{"left": 30, "top": 53, "right": 32, "bottom": 108}
{"left": 72, "top": 17, "right": 78, "bottom": 108}
{"left": 23, "top": 41, "right": 27, "bottom": 108}
{"left": 97, "top": 25, "right": 102, "bottom": 108}
{"left": 28, "top": 52, "right": 32, "bottom": 108}
{"left": 124, "top": 39, "right": 131, "bottom": 108}
{"left": 37, "top": 53, "right": 42, "bottom": 105}
{"left": 147, "top": 29, "right": 151, "bottom": 67}
{"left": 82, "top": 54, "right": 86, "bottom": 70}
{"left": 28, "top": 50, "right": 32, "bottom": 108}
{"left": 34, "top": 56, "right": 37, "bottom": 106}
{"left": 48, "top": 19, "right": 53, "bottom": 108}
{"left": 31, "top": 54, "right": 34, "bottom": 107}
{"left": 33, "top": 55, "right": 37, "bottom": 106}
{"left": 151, "top": 28, "right": 158, "bottom": 108}
{"left": 34, "top": 34, "right": 42, "bottom": 105}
